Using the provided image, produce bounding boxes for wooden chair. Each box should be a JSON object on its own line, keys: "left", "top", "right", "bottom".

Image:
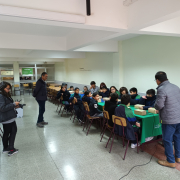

{"left": 100, "top": 111, "right": 113, "bottom": 142}
{"left": 106, "top": 115, "right": 139, "bottom": 160}
{"left": 14, "top": 84, "right": 24, "bottom": 96}
{"left": 82, "top": 102, "right": 102, "bottom": 136}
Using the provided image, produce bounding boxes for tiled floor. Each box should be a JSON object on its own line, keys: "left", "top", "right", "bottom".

{"left": 0, "top": 95, "right": 180, "bottom": 180}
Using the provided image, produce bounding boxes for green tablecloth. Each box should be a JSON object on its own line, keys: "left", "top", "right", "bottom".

{"left": 98, "top": 103, "right": 162, "bottom": 144}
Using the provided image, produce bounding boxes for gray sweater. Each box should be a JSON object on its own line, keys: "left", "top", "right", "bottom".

{"left": 155, "top": 80, "right": 180, "bottom": 124}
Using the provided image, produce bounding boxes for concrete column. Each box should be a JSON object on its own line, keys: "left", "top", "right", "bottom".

{"left": 13, "top": 62, "right": 20, "bottom": 84}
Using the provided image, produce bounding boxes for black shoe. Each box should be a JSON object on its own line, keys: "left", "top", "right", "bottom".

{"left": 8, "top": 149, "right": 19, "bottom": 156}
{"left": 2, "top": 148, "right": 10, "bottom": 153}
{"left": 36, "top": 123, "right": 44, "bottom": 128}
{"left": 41, "top": 121, "right": 48, "bottom": 125}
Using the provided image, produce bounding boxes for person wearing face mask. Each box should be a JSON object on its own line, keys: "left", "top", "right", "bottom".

{"left": 138, "top": 89, "right": 156, "bottom": 110}
{"left": 130, "top": 87, "right": 141, "bottom": 105}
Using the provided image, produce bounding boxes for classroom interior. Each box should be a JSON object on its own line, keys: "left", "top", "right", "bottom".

{"left": 1, "top": 0, "right": 180, "bottom": 180}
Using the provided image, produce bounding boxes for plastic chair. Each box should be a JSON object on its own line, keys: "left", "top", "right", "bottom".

{"left": 106, "top": 115, "right": 139, "bottom": 160}
{"left": 82, "top": 102, "right": 102, "bottom": 136}
{"left": 100, "top": 111, "right": 113, "bottom": 142}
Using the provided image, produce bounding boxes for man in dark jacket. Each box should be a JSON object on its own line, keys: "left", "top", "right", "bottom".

{"left": 89, "top": 92, "right": 103, "bottom": 117}
{"left": 138, "top": 89, "right": 156, "bottom": 110}
{"left": 154, "top": 71, "right": 180, "bottom": 168}
{"left": 33, "top": 72, "right": 48, "bottom": 128}
{"left": 104, "top": 93, "right": 118, "bottom": 127}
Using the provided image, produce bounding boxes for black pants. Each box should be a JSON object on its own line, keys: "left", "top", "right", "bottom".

{"left": 37, "top": 100, "right": 46, "bottom": 123}
{"left": 74, "top": 104, "right": 84, "bottom": 120}
{"left": 2, "top": 121, "right": 17, "bottom": 150}
{"left": 131, "top": 127, "right": 141, "bottom": 144}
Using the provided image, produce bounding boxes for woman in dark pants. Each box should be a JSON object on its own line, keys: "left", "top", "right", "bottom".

{"left": 0, "top": 81, "right": 20, "bottom": 156}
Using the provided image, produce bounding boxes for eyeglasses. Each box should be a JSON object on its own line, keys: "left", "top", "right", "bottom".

{"left": 5, "top": 88, "right": 11, "bottom": 91}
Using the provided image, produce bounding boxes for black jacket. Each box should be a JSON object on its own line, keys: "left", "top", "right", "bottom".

{"left": 69, "top": 93, "right": 82, "bottom": 105}
{"left": 56, "top": 90, "right": 70, "bottom": 101}
{"left": 33, "top": 78, "right": 47, "bottom": 101}
{"left": 104, "top": 100, "right": 118, "bottom": 127}
{"left": 0, "top": 94, "right": 17, "bottom": 123}
{"left": 139, "top": 95, "right": 156, "bottom": 110}
{"left": 99, "top": 89, "right": 110, "bottom": 98}
{"left": 114, "top": 105, "right": 136, "bottom": 141}
{"left": 89, "top": 98, "right": 102, "bottom": 116}
{"left": 82, "top": 96, "right": 91, "bottom": 104}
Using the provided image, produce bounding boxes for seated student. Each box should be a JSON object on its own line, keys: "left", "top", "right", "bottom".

{"left": 90, "top": 81, "right": 99, "bottom": 94}
{"left": 109, "top": 86, "right": 120, "bottom": 96}
{"left": 99, "top": 82, "right": 107, "bottom": 90}
{"left": 89, "top": 92, "right": 103, "bottom": 117}
{"left": 83, "top": 86, "right": 88, "bottom": 92}
{"left": 104, "top": 93, "right": 119, "bottom": 127}
{"left": 139, "top": 89, "right": 156, "bottom": 110}
{"left": 70, "top": 86, "right": 74, "bottom": 91}
{"left": 62, "top": 82, "right": 67, "bottom": 89}
{"left": 56, "top": 86, "right": 70, "bottom": 110}
{"left": 69, "top": 87, "right": 84, "bottom": 123}
{"left": 129, "top": 87, "right": 141, "bottom": 105}
{"left": 119, "top": 87, "right": 128, "bottom": 99}
{"left": 114, "top": 94, "right": 141, "bottom": 148}
{"left": 82, "top": 91, "right": 92, "bottom": 104}
{"left": 99, "top": 86, "right": 110, "bottom": 98}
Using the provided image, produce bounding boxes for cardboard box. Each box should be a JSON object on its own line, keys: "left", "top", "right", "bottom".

{"left": 134, "top": 104, "right": 145, "bottom": 109}
{"left": 134, "top": 109, "right": 146, "bottom": 116}
{"left": 148, "top": 108, "right": 157, "bottom": 114}
{"left": 98, "top": 99, "right": 102, "bottom": 103}
{"left": 103, "top": 97, "right": 110, "bottom": 101}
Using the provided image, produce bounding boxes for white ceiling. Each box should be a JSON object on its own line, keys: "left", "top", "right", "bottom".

{"left": 0, "top": 20, "right": 75, "bottom": 37}
{"left": 0, "top": 1, "right": 180, "bottom": 62}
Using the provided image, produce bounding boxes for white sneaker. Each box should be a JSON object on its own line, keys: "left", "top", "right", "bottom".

{"left": 145, "top": 137, "right": 153, "bottom": 142}
{"left": 131, "top": 142, "right": 140, "bottom": 149}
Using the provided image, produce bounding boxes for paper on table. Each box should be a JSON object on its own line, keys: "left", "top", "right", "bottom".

{"left": 148, "top": 108, "right": 156, "bottom": 114}
{"left": 134, "top": 109, "right": 146, "bottom": 116}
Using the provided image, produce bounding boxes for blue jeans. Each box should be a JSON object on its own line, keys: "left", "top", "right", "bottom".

{"left": 162, "top": 123, "right": 180, "bottom": 163}
{"left": 37, "top": 100, "right": 46, "bottom": 123}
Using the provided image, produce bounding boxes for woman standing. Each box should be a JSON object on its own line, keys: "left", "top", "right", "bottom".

{"left": 0, "top": 82, "right": 19, "bottom": 156}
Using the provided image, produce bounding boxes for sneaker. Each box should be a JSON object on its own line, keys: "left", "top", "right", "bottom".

{"left": 145, "top": 137, "right": 153, "bottom": 142}
{"left": 8, "top": 149, "right": 19, "bottom": 156}
{"left": 2, "top": 148, "right": 10, "bottom": 153}
{"left": 41, "top": 121, "right": 48, "bottom": 125}
{"left": 78, "top": 119, "right": 82, "bottom": 124}
{"left": 36, "top": 123, "right": 44, "bottom": 128}
{"left": 131, "top": 142, "right": 140, "bottom": 149}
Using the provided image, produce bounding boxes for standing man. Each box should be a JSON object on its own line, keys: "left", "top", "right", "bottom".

{"left": 154, "top": 71, "right": 180, "bottom": 168}
{"left": 33, "top": 72, "right": 48, "bottom": 128}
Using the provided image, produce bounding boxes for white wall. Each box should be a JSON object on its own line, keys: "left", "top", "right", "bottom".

{"left": 122, "top": 35, "right": 180, "bottom": 93}
{"left": 55, "top": 62, "right": 66, "bottom": 82}
{"left": 65, "top": 52, "right": 114, "bottom": 88}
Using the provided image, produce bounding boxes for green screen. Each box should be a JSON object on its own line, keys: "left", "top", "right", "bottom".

{"left": 22, "top": 68, "right": 33, "bottom": 76}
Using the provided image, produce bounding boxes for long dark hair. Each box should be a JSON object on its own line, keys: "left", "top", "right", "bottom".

{"left": 119, "top": 87, "right": 128, "bottom": 95}
{"left": 0, "top": 81, "right": 12, "bottom": 98}
{"left": 109, "top": 86, "right": 118, "bottom": 96}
